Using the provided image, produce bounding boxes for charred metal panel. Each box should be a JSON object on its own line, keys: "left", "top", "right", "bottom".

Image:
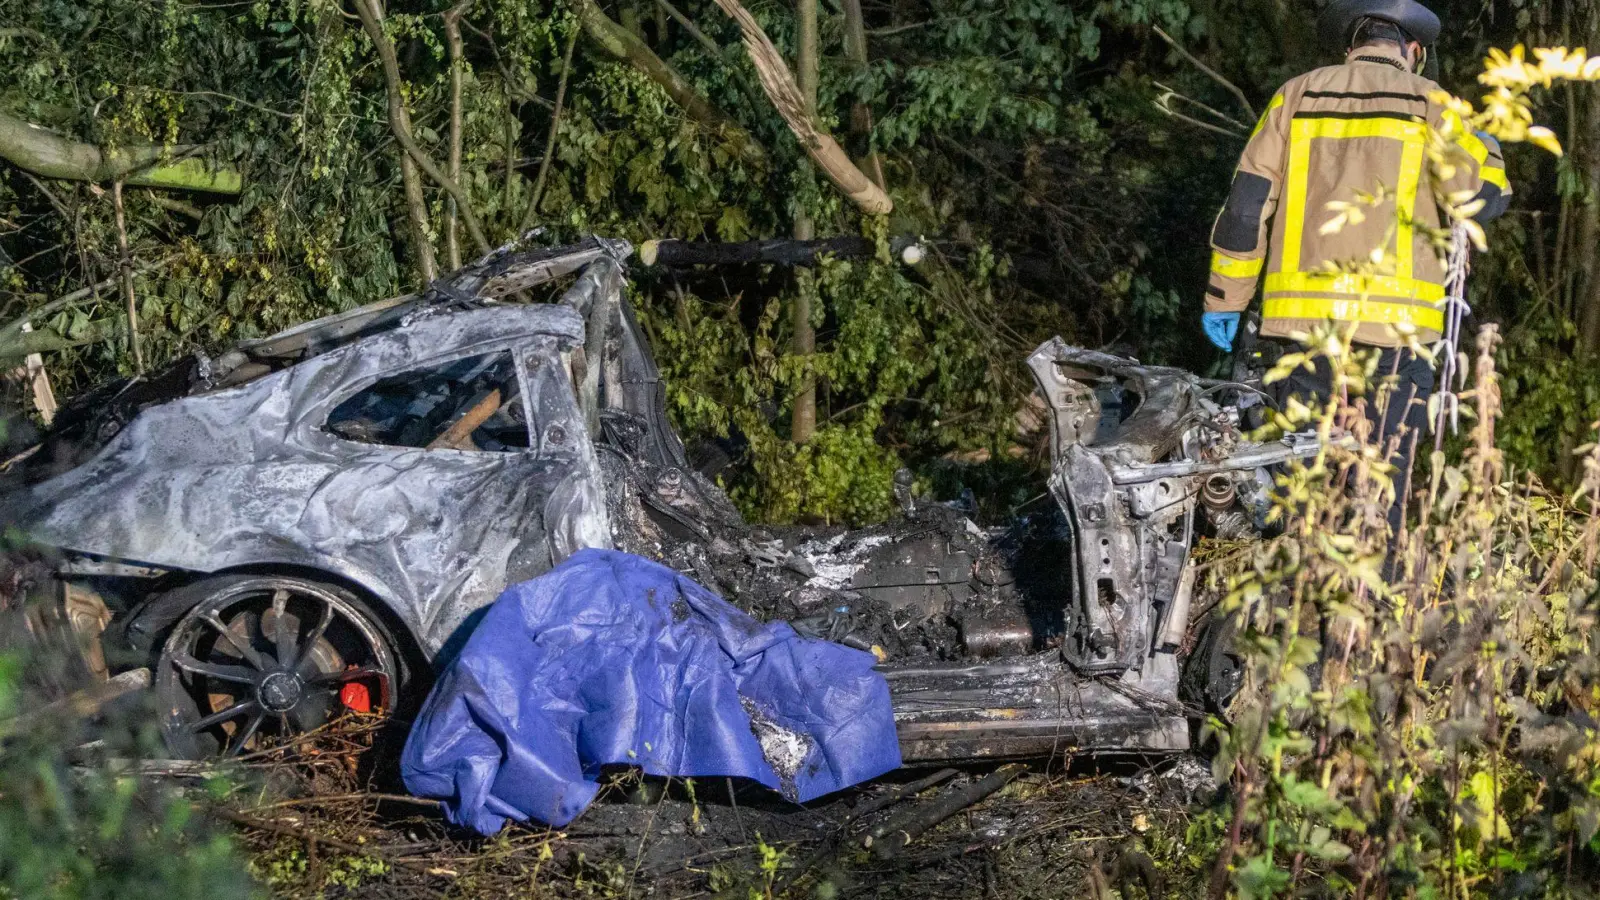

{"left": 1053, "top": 445, "right": 1147, "bottom": 673}
{"left": 4, "top": 304, "right": 605, "bottom": 653}
{"left": 888, "top": 655, "right": 1189, "bottom": 760}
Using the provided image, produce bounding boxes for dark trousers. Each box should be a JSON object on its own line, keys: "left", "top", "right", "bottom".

{"left": 1272, "top": 345, "right": 1435, "bottom": 540}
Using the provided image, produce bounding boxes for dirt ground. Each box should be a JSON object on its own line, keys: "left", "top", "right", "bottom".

{"left": 208, "top": 718, "right": 1215, "bottom": 900}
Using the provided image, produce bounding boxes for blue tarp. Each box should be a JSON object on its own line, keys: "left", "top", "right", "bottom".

{"left": 401, "top": 548, "right": 902, "bottom": 834}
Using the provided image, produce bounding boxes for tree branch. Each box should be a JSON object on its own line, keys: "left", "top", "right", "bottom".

{"left": 0, "top": 255, "right": 179, "bottom": 340}
{"left": 0, "top": 112, "right": 241, "bottom": 194}
{"left": 572, "top": 0, "right": 766, "bottom": 164}
{"left": 520, "top": 25, "right": 579, "bottom": 232}
{"left": 443, "top": 1, "right": 469, "bottom": 271}
{"left": 710, "top": 0, "right": 892, "bottom": 214}
{"left": 352, "top": 0, "right": 490, "bottom": 259}
{"left": 1152, "top": 26, "right": 1256, "bottom": 122}
{"left": 841, "top": 0, "right": 886, "bottom": 189}
{"left": 110, "top": 181, "right": 143, "bottom": 371}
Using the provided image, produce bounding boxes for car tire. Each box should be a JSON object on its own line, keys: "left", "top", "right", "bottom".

{"left": 1180, "top": 611, "right": 1244, "bottom": 717}
{"left": 149, "top": 574, "right": 404, "bottom": 760}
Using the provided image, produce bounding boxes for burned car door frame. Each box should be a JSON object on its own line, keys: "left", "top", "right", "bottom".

{"left": 290, "top": 327, "right": 606, "bottom": 649}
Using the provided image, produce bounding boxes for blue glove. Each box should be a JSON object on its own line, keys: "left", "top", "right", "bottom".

{"left": 1202, "top": 311, "right": 1240, "bottom": 351}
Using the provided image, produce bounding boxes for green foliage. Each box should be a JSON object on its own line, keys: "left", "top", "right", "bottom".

{"left": 1198, "top": 323, "right": 1600, "bottom": 897}
{"left": 643, "top": 240, "right": 1017, "bottom": 524}
{"left": 0, "top": 653, "right": 259, "bottom": 899}
{"left": 1498, "top": 314, "right": 1600, "bottom": 481}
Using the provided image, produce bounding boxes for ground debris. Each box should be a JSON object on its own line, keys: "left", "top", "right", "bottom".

{"left": 199, "top": 719, "right": 1194, "bottom": 900}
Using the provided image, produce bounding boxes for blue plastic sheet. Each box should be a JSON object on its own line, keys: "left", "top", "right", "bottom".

{"left": 401, "top": 548, "right": 902, "bottom": 834}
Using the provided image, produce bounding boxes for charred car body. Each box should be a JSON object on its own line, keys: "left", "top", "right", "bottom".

{"left": 1, "top": 237, "right": 1315, "bottom": 762}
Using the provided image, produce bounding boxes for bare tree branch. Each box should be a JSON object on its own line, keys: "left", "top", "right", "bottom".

{"left": 572, "top": 0, "right": 766, "bottom": 164}
{"left": 521, "top": 25, "right": 579, "bottom": 233}
{"left": 352, "top": 0, "right": 491, "bottom": 261}
{"left": 710, "top": 0, "right": 893, "bottom": 214}
{"left": 1152, "top": 26, "right": 1257, "bottom": 123}
{"left": 443, "top": 1, "right": 470, "bottom": 271}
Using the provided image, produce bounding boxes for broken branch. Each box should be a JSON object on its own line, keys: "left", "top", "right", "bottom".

{"left": 1152, "top": 90, "right": 1249, "bottom": 140}
{"left": 710, "top": 0, "right": 893, "bottom": 215}
{"left": 572, "top": 0, "right": 766, "bottom": 164}
{"left": 1152, "top": 26, "right": 1256, "bottom": 123}
{"left": 866, "top": 763, "right": 1027, "bottom": 859}
{"left": 0, "top": 111, "right": 241, "bottom": 194}
{"left": 638, "top": 235, "right": 923, "bottom": 267}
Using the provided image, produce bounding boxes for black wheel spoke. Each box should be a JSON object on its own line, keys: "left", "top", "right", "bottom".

{"left": 293, "top": 602, "right": 336, "bottom": 674}
{"left": 189, "top": 700, "right": 259, "bottom": 733}
{"left": 270, "top": 589, "right": 296, "bottom": 665}
{"left": 226, "top": 712, "right": 267, "bottom": 757}
{"left": 172, "top": 653, "right": 259, "bottom": 685}
{"left": 156, "top": 575, "right": 401, "bottom": 762}
{"left": 199, "top": 611, "right": 271, "bottom": 671}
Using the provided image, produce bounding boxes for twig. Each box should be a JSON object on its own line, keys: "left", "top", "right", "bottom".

{"left": 867, "top": 763, "right": 1027, "bottom": 860}
{"left": 773, "top": 768, "right": 959, "bottom": 894}
{"left": 145, "top": 193, "right": 205, "bottom": 220}
{"left": 18, "top": 171, "right": 72, "bottom": 219}
{"left": 1152, "top": 81, "right": 1249, "bottom": 130}
{"left": 1152, "top": 26, "right": 1256, "bottom": 122}
{"left": 211, "top": 807, "right": 446, "bottom": 880}
{"left": 127, "top": 86, "right": 298, "bottom": 120}
{"left": 1152, "top": 96, "right": 1248, "bottom": 140}
{"left": 110, "top": 181, "right": 143, "bottom": 372}
{"left": 652, "top": 0, "right": 720, "bottom": 55}
{"left": 726, "top": 777, "right": 747, "bottom": 843}
{"left": 520, "top": 24, "right": 579, "bottom": 232}
{"left": 245, "top": 792, "right": 443, "bottom": 812}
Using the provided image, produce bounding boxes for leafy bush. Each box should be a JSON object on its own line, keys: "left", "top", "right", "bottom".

{"left": 0, "top": 652, "right": 259, "bottom": 899}
{"left": 1195, "top": 324, "right": 1600, "bottom": 896}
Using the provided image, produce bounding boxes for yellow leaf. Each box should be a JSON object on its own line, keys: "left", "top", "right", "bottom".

{"left": 1528, "top": 125, "right": 1564, "bottom": 155}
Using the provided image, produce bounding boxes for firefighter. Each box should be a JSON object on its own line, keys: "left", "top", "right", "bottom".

{"left": 1200, "top": 0, "right": 1511, "bottom": 540}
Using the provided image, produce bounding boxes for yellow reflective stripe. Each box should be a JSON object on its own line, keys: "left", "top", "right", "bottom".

{"left": 1211, "top": 252, "right": 1264, "bottom": 279}
{"left": 1280, "top": 115, "right": 1428, "bottom": 282}
{"left": 1250, "top": 93, "right": 1285, "bottom": 140}
{"left": 1296, "top": 116, "right": 1427, "bottom": 141}
{"left": 1459, "top": 130, "right": 1490, "bottom": 164}
{"left": 1395, "top": 136, "right": 1425, "bottom": 281}
{"left": 1281, "top": 120, "right": 1313, "bottom": 274}
{"left": 1262, "top": 296, "right": 1444, "bottom": 333}
{"left": 1264, "top": 271, "right": 1445, "bottom": 301}
{"left": 1482, "top": 164, "right": 1509, "bottom": 190}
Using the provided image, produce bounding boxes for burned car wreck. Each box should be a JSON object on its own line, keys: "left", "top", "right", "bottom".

{"left": 1, "top": 237, "right": 1316, "bottom": 763}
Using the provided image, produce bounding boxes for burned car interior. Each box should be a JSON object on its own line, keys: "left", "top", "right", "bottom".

{"left": 1, "top": 236, "right": 1321, "bottom": 763}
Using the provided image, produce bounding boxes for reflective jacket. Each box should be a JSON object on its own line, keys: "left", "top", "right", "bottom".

{"left": 1204, "top": 44, "right": 1511, "bottom": 347}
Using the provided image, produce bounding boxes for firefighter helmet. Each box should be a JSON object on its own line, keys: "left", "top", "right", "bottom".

{"left": 1317, "top": 0, "right": 1440, "bottom": 51}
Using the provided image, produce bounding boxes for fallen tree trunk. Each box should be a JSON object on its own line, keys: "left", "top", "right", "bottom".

{"left": 637, "top": 235, "right": 922, "bottom": 267}
{"left": 709, "top": 0, "right": 892, "bottom": 215}
{"left": 0, "top": 111, "right": 241, "bottom": 193}
{"left": 573, "top": 0, "right": 765, "bottom": 165}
